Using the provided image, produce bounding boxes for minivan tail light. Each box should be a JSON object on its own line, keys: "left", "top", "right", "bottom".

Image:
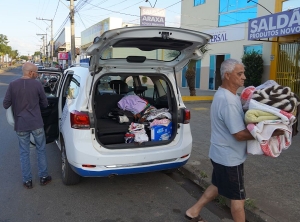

{"left": 184, "top": 109, "right": 191, "bottom": 124}
{"left": 70, "top": 110, "right": 90, "bottom": 129}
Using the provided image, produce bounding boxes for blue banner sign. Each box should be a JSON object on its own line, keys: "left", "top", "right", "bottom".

{"left": 248, "top": 7, "right": 300, "bottom": 40}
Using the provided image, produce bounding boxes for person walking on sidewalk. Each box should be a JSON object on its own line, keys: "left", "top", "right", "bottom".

{"left": 185, "top": 59, "right": 283, "bottom": 222}
{"left": 3, "top": 62, "right": 52, "bottom": 189}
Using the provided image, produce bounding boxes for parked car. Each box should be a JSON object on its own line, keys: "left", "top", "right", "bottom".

{"left": 7, "top": 26, "right": 211, "bottom": 185}
{"left": 34, "top": 63, "right": 45, "bottom": 70}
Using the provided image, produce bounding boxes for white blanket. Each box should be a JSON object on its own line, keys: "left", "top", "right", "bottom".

{"left": 248, "top": 99, "right": 296, "bottom": 125}
{"left": 247, "top": 120, "right": 292, "bottom": 157}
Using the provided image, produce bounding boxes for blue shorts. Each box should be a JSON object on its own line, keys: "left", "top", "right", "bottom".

{"left": 211, "top": 159, "right": 246, "bottom": 200}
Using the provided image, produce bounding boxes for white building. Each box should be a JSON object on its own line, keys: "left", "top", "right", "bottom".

{"left": 181, "top": 0, "right": 300, "bottom": 96}
{"left": 54, "top": 27, "right": 81, "bottom": 65}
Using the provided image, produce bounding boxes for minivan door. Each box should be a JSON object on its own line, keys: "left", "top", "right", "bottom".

{"left": 37, "top": 69, "right": 61, "bottom": 144}
{"left": 41, "top": 97, "right": 59, "bottom": 144}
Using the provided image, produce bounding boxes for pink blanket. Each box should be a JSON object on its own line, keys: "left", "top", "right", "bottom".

{"left": 247, "top": 120, "right": 292, "bottom": 157}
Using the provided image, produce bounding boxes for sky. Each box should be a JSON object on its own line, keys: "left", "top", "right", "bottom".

{"left": 0, "top": 0, "right": 181, "bottom": 56}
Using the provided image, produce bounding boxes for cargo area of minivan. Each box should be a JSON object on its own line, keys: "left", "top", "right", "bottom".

{"left": 93, "top": 74, "right": 178, "bottom": 147}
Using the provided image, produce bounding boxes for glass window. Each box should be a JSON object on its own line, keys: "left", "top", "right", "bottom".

{"left": 102, "top": 47, "right": 181, "bottom": 62}
{"left": 67, "top": 75, "right": 80, "bottom": 99}
{"left": 219, "top": 0, "right": 257, "bottom": 27}
{"left": 244, "top": 45, "right": 263, "bottom": 54}
{"left": 194, "top": 0, "right": 205, "bottom": 6}
{"left": 282, "top": 0, "right": 300, "bottom": 11}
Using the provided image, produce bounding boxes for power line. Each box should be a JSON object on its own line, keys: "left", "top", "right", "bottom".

{"left": 126, "top": 0, "right": 182, "bottom": 24}
{"left": 77, "top": 12, "right": 87, "bottom": 29}
{"left": 53, "top": 0, "right": 60, "bottom": 20}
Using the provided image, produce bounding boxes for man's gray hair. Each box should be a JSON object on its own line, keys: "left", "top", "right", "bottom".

{"left": 220, "top": 59, "right": 244, "bottom": 80}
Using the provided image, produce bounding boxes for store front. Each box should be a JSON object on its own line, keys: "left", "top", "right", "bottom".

{"left": 248, "top": 1, "right": 300, "bottom": 97}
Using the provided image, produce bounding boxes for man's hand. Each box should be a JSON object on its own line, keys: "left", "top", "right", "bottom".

{"left": 272, "top": 129, "right": 285, "bottom": 137}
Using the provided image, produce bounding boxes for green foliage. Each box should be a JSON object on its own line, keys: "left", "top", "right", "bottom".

{"left": 34, "top": 51, "right": 41, "bottom": 56}
{"left": 242, "top": 50, "right": 264, "bottom": 87}
{"left": 215, "top": 196, "right": 226, "bottom": 206}
{"left": 141, "top": 76, "right": 147, "bottom": 84}
{"left": 245, "top": 198, "right": 256, "bottom": 209}
{"left": 0, "top": 34, "right": 19, "bottom": 59}
{"left": 20, "top": 55, "right": 29, "bottom": 60}
{"left": 199, "top": 170, "right": 208, "bottom": 178}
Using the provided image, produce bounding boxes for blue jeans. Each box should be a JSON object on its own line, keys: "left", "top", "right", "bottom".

{"left": 16, "top": 128, "right": 49, "bottom": 182}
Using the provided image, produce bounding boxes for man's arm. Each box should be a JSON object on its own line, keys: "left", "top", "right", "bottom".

{"left": 3, "top": 84, "right": 12, "bottom": 109}
{"left": 233, "top": 129, "right": 285, "bottom": 141}
{"left": 38, "top": 83, "right": 48, "bottom": 108}
{"left": 233, "top": 129, "right": 254, "bottom": 141}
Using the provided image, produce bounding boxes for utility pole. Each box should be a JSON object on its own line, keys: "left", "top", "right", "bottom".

{"left": 37, "top": 34, "right": 47, "bottom": 63}
{"left": 69, "top": 0, "right": 76, "bottom": 64}
{"left": 36, "top": 17, "right": 53, "bottom": 64}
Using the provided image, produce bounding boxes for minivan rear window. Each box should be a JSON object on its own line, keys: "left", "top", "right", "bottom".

{"left": 101, "top": 47, "right": 180, "bottom": 62}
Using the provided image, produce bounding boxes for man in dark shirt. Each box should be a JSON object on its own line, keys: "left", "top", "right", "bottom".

{"left": 3, "top": 62, "right": 52, "bottom": 189}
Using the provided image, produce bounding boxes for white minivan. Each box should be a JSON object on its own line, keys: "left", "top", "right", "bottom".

{"left": 8, "top": 26, "right": 211, "bottom": 185}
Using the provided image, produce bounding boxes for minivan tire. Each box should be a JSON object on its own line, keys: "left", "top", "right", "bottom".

{"left": 61, "top": 137, "right": 81, "bottom": 185}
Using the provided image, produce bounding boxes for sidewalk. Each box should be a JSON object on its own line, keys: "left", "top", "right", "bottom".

{"left": 179, "top": 87, "right": 215, "bottom": 102}
{"left": 179, "top": 87, "right": 300, "bottom": 222}
{"left": 0, "top": 64, "right": 20, "bottom": 74}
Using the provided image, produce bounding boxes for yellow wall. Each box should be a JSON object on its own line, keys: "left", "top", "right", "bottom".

{"left": 270, "top": 0, "right": 300, "bottom": 80}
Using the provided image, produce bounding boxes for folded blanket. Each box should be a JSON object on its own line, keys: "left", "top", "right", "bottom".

{"left": 248, "top": 99, "right": 296, "bottom": 125}
{"left": 251, "top": 85, "right": 300, "bottom": 113}
{"left": 245, "top": 109, "right": 279, "bottom": 124}
{"left": 247, "top": 120, "right": 292, "bottom": 157}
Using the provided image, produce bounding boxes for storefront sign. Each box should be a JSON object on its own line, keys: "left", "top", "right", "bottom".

{"left": 205, "top": 24, "right": 245, "bottom": 44}
{"left": 248, "top": 7, "right": 300, "bottom": 40}
{"left": 58, "top": 52, "right": 68, "bottom": 60}
{"left": 140, "top": 6, "right": 165, "bottom": 26}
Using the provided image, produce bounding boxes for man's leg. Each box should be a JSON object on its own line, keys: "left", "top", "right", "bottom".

{"left": 186, "top": 184, "right": 218, "bottom": 218}
{"left": 32, "top": 128, "right": 49, "bottom": 178}
{"left": 231, "top": 199, "right": 245, "bottom": 222}
{"left": 16, "top": 131, "right": 32, "bottom": 182}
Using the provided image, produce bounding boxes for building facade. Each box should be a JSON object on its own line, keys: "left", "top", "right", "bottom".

{"left": 181, "top": 0, "right": 300, "bottom": 96}
{"left": 54, "top": 27, "right": 81, "bottom": 66}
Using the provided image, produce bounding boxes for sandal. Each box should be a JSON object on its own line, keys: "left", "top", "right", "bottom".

{"left": 185, "top": 214, "right": 207, "bottom": 222}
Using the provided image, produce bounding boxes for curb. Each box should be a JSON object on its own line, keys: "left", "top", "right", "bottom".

{"left": 182, "top": 96, "right": 214, "bottom": 102}
{"left": 179, "top": 165, "right": 274, "bottom": 222}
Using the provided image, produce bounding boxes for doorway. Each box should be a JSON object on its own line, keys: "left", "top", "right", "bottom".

{"left": 209, "top": 54, "right": 230, "bottom": 90}
{"left": 215, "top": 55, "right": 225, "bottom": 90}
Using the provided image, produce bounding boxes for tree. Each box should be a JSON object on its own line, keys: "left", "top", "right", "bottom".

{"left": 241, "top": 50, "right": 264, "bottom": 87}
{"left": 185, "top": 44, "right": 210, "bottom": 96}
{"left": 34, "top": 51, "right": 41, "bottom": 56}
{"left": 20, "top": 55, "right": 29, "bottom": 61}
{"left": 0, "top": 34, "right": 8, "bottom": 45}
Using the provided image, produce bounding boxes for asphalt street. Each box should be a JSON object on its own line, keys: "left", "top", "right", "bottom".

{"left": 0, "top": 66, "right": 232, "bottom": 222}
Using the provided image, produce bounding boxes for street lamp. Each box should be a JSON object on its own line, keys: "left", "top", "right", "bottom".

{"left": 247, "top": 0, "right": 272, "bottom": 14}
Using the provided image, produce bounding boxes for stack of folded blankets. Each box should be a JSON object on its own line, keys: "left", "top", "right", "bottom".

{"left": 241, "top": 81, "right": 300, "bottom": 157}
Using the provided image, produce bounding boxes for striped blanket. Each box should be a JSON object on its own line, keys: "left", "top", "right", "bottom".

{"left": 251, "top": 85, "right": 300, "bottom": 113}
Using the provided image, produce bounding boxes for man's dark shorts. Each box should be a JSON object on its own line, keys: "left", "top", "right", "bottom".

{"left": 211, "top": 159, "right": 246, "bottom": 200}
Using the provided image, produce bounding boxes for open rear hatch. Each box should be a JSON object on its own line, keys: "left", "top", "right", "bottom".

{"left": 86, "top": 26, "right": 211, "bottom": 148}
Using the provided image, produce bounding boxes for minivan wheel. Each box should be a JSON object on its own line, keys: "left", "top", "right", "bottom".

{"left": 61, "top": 139, "right": 81, "bottom": 185}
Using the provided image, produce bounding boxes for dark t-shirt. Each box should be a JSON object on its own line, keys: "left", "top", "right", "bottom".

{"left": 3, "top": 78, "right": 48, "bottom": 132}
